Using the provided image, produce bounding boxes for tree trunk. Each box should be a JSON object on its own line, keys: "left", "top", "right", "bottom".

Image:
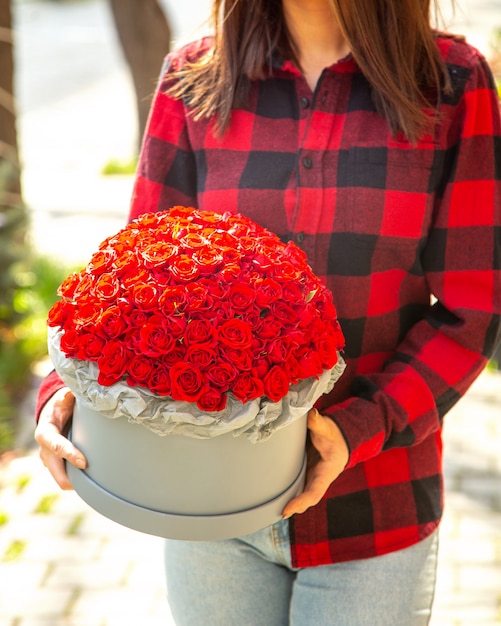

{"left": 107, "top": 0, "right": 172, "bottom": 151}
{"left": 0, "top": 0, "right": 26, "bottom": 327}
{"left": 0, "top": 0, "right": 21, "bottom": 196}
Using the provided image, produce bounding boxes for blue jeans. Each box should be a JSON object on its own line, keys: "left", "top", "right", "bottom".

{"left": 164, "top": 519, "right": 438, "bottom": 625}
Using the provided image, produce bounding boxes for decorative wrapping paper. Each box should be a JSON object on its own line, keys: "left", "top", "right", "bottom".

{"left": 49, "top": 326, "right": 345, "bottom": 442}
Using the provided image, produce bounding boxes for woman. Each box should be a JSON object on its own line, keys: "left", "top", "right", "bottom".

{"left": 35, "top": 1, "right": 501, "bottom": 624}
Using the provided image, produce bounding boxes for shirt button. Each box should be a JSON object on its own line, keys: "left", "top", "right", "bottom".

{"left": 300, "top": 96, "right": 310, "bottom": 109}
{"left": 295, "top": 232, "right": 305, "bottom": 244}
{"left": 302, "top": 156, "right": 313, "bottom": 169}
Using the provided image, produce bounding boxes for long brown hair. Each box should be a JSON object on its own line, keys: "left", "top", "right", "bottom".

{"left": 166, "top": 0, "right": 452, "bottom": 143}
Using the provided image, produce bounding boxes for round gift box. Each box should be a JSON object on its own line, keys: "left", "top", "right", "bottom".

{"left": 67, "top": 400, "right": 307, "bottom": 540}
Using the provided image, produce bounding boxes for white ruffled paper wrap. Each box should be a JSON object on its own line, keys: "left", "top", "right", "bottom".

{"left": 48, "top": 326, "right": 345, "bottom": 443}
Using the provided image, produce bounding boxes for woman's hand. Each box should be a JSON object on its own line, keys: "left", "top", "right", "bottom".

{"left": 282, "top": 408, "right": 349, "bottom": 519}
{"left": 34, "top": 387, "right": 87, "bottom": 490}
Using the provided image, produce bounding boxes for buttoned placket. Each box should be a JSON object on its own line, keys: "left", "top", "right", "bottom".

{"left": 290, "top": 69, "right": 340, "bottom": 262}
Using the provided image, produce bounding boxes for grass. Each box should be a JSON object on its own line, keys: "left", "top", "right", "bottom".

{"left": 3, "top": 540, "right": 27, "bottom": 562}
{"left": 0, "top": 253, "right": 79, "bottom": 454}
{"left": 101, "top": 157, "right": 138, "bottom": 176}
{"left": 34, "top": 493, "right": 59, "bottom": 515}
{"left": 15, "top": 474, "right": 31, "bottom": 492}
{"left": 66, "top": 513, "right": 86, "bottom": 536}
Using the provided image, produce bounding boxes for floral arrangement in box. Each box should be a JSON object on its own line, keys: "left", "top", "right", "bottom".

{"left": 47, "top": 206, "right": 345, "bottom": 441}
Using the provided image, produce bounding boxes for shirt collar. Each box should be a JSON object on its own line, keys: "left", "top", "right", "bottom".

{"left": 271, "top": 51, "right": 357, "bottom": 76}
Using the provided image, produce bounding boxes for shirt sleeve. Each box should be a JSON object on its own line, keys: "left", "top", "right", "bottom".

{"left": 35, "top": 370, "right": 67, "bottom": 422}
{"left": 327, "top": 53, "right": 501, "bottom": 468}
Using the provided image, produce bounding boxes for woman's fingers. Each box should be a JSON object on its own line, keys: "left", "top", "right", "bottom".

{"left": 282, "top": 408, "right": 349, "bottom": 518}
{"left": 38, "top": 433, "right": 77, "bottom": 490}
{"left": 34, "top": 388, "right": 87, "bottom": 490}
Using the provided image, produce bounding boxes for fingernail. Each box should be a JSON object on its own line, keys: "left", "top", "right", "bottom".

{"left": 76, "top": 458, "right": 86, "bottom": 469}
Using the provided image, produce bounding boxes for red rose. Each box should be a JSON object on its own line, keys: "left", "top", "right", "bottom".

{"left": 184, "top": 319, "right": 214, "bottom": 345}
{"left": 283, "top": 354, "right": 302, "bottom": 384}
{"left": 130, "top": 283, "right": 160, "bottom": 310}
{"left": 254, "top": 277, "right": 282, "bottom": 307}
{"left": 180, "top": 232, "right": 206, "bottom": 249}
{"left": 125, "top": 309, "right": 151, "bottom": 329}
{"left": 59, "top": 327, "right": 79, "bottom": 358}
{"left": 47, "top": 300, "right": 74, "bottom": 327}
{"left": 126, "top": 355, "right": 155, "bottom": 386}
{"left": 93, "top": 273, "right": 121, "bottom": 302}
{"left": 203, "top": 278, "right": 228, "bottom": 301}
{"left": 196, "top": 387, "right": 227, "bottom": 412}
{"left": 220, "top": 248, "right": 241, "bottom": 265}
{"left": 295, "top": 347, "right": 324, "bottom": 379}
{"left": 206, "top": 361, "right": 238, "bottom": 390}
{"left": 72, "top": 272, "right": 95, "bottom": 300}
{"left": 161, "top": 346, "right": 187, "bottom": 366}
{"left": 97, "top": 340, "right": 130, "bottom": 386}
{"left": 112, "top": 249, "right": 138, "bottom": 274}
{"left": 228, "top": 282, "right": 255, "bottom": 311}
{"left": 184, "top": 282, "right": 213, "bottom": 312}
{"left": 169, "top": 254, "right": 200, "bottom": 283}
{"left": 251, "top": 252, "right": 274, "bottom": 272}
{"left": 218, "top": 264, "right": 242, "bottom": 280}
{"left": 273, "top": 260, "right": 300, "bottom": 281}
{"left": 76, "top": 333, "right": 106, "bottom": 361}
{"left": 164, "top": 315, "right": 188, "bottom": 339}
{"left": 235, "top": 235, "right": 255, "bottom": 253}
{"left": 206, "top": 229, "right": 238, "bottom": 250}
{"left": 231, "top": 373, "right": 264, "bottom": 403}
{"left": 283, "top": 240, "right": 308, "bottom": 265}
{"left": 122, "top": 268, "right": 150, "bottom": 290}
{"left": 210, "top": 301, "right": 234, "bottom": 324}
{"left": 148, "top": 364, "right": 172, "bottom": 396}
{"left": 252, "top": 356, "right": 271, "bottom": 379}
{"left": 270, "top": 301, "right": 298, "bottom": 325}
{"left": 263, "top": 365, "right": 290, "bottom": 402}
{"left": 73, "top": 302, "right": 102, "bottom": 329}
{"left": 266, "top": 337, "right": 293, "bottom": 365}
{"left": 99, "top": 305, "right": 127, "bottom": 338}
{"left": 220, "top": 346, "right": 253, "bottom": 372}
{"left": 141, "top": 242, "right": 177, "bottom": 268}
{"left": 257, "top": 317, "right": 282, "bottom": 341}
{"left": 280, "top": 281, "right": 304, "bottom": 304}
{"left": 139, "top": 319, "right": 175, "bottom": 356}
{"left": 297, "top": 302, "right": 317, "bottom": 328}
{"left": 159, "top": 285, "right": 186, "bottom": 314}
{"left": 185, "top": 343, "right": 217, "bottom": 369}
{"left": 192, "top": 247, "right": 223, "bottom": 274}
{"left": 218, "top": 319, "right": 252, "bottom": 349}
{"left": 57, "top": 271, "right": 82, "bottom": 299}
{"left": 316, "top": 331, "right": 341, "bottom": 369}
{"left": 314, "top": 296, "right": 338, "bottom": 321}
{"left": 169, "top": 362, "right": 206, "bottom": 402}
{"left": 87, "top": 249, "right": 116, "bottom": 275}
{"left": 150, "top": 267, "right": 171, "bottom": 288}
{"left": 241, "top": 306, "right": 262, "bottom": 330}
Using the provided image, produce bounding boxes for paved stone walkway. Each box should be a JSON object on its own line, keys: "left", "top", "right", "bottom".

{"left": 0, "top": 368, "right": 499, "bottom": 626}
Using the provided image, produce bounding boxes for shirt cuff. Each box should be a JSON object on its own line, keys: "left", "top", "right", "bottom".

{"left": 35, "top": 370, "right": 66, "bottom": 422}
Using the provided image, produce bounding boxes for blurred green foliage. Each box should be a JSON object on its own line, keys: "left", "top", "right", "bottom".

{"left": 0, "top": 245, "right": 74, "bottom": 453}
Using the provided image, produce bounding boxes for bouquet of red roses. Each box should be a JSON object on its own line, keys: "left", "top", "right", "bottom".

{"left": 48, "top": 207, "right": 345, "bottom": 440}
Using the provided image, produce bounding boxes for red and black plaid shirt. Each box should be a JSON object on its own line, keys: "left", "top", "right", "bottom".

{"left": 38, "top": 34, "right": 501, "bottom": 567}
